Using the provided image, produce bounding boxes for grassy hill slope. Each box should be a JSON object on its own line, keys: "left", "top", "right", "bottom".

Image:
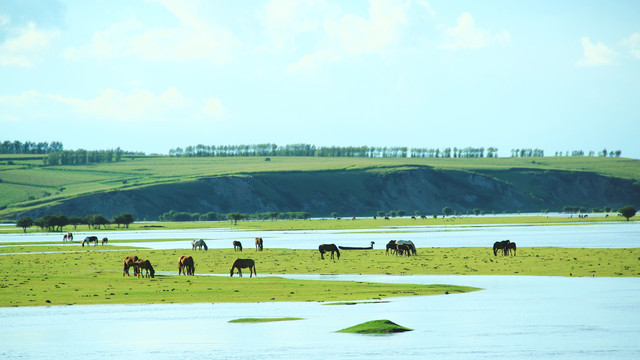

{"left": 1, "top": 155, "right": 639, "bottom": 220}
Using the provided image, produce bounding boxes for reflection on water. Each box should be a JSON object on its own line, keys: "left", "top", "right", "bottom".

{"left": 1, "top": 275, "right": 639, "bottom": 359}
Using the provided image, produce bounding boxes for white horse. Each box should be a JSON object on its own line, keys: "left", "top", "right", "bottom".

{"left": 192, "top": 239, "right": 208, "bottom": 250}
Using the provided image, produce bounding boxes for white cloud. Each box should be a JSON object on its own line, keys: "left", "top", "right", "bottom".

{"left": 577, "top": 37, "right": 616, "bottom": 67}
{"left": 0, "top": 88, "right": 225, "bottom": 123}
{"left": 325, "top": 0, "right": 408, "bottom": 56}
{"left": 202, "top": 97, "right": 227, "bottom": 119}
{"left": 284, "top": 0, "right": 408, "bottom": 74}
{"left": 259, "top": 0, "right": 326, "bottom": 52}
{"left": 418, "top": 1, "right": 436, "bottom": 18}
{"left": 622, "top": 32, "right": 640, "bottom": 60}
{"left": 64, "top": 1, "right": 239, "bottom": 64}
{"left": 0, "top": 21, "right": 59, "bottom": 66}
{"left": 440, "top": 12, "right": 510, "bottom": 50}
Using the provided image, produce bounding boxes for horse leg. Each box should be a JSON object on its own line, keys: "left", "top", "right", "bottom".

{"left": 238, "top": 268, "right": 242, "bottom": 277}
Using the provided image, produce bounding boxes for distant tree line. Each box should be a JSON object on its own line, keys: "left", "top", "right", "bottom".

{"left": 159, "top": 210, "right": 312, "bottom": 222}
{"left": 43, "top": 148, "right": 125, "bottom": 165}
{"left": 16, "top": 213, "right": 134, "bottom": 232}
{"left": 1, "top": 140, "right": 64, "bottom": 154}
{"left": 168, "top": 144, "right": 499, "bottom": 158}
{"left": 554, "top": 149, "right": 622, "bottom": 157}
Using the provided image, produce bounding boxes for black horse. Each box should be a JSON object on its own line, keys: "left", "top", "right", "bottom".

{"left": 493, "top": 240, "right": 511, "bottom": 256}
{"left": 233, "top": 241, "right": 243, "bottom": 251}
{"left": 506, "top": 241, "right": 517, "bottom": 256}
{"left": 319, "top": 244, "right": 340, "bottom": 260}
{"left": 230, "top": 258, "right": 257, "bottom": 277}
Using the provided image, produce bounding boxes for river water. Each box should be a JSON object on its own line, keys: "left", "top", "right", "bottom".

{"left": 1, "top": 222, "right": 639, "bottom": 359}
{"left": 1, "top": 275, "right": 638, "bottom": 359}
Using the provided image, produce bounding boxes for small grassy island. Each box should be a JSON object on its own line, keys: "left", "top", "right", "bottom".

{"left": 337, "top": 319, "right": 413, "bottom": 334}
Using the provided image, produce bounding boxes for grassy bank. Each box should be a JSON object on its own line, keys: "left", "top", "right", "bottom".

{"left": 1, "top": 246, "right": 638, "bottom": 307}
{"left": 5, "top": 215, "right": 634, "bottom": 234}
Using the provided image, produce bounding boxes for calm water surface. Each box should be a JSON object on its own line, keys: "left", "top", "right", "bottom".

{"left": 1, "top": 275, "right": 639, "bottom": 359}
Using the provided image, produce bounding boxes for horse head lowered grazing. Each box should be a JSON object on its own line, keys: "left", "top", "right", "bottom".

{"left": 137, "top": 259, "right": 155, "bottom": 278}
{"left": 255, "top": 237, "right": 263, "bottom": 251}
{"left": 178, "top": 255, "right": 195, "bottom": 275}
{"left": 192, "top": 239, "right": 208, "bottom": 250}
{"left": 230, "top": 258, "right": 256, "bottom": 277}
{"left": 318, "top": 244, "right": 340, "bottom": 260}
{"left": 233, "top": 241, "right": 243, "bottom": 252}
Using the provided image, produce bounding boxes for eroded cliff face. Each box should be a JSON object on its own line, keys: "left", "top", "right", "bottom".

{"left": 17, "top": 168, "right": 640, "bottom": 220}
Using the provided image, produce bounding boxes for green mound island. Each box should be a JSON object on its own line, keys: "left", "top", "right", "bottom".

{"left": 337, "top": 319, "right": 413, "bottom": 334}
{"left": 229, "top": 317, "right": 304, "bottom": 323}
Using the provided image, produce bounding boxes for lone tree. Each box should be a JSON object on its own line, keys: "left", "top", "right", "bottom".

{"left": 619, "top": 206, "right": 637, "bottom": 221}
{"left": 16, "top": 216, "right": 33, "bottom": 233}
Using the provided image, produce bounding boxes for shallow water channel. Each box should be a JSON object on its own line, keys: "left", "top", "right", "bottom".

{"left": 1, "top": 222, "right": 639, "bottom": 359}
{"left": 1, "top": 275, "right": 639, "bottom": 359}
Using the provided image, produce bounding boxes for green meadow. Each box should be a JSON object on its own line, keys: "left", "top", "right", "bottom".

{"left": 1, "top": 243, "right": 638, "bottom": 307}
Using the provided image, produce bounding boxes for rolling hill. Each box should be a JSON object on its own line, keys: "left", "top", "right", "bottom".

{"left": 1, "top": 155, "right": 639, "bottom": 220}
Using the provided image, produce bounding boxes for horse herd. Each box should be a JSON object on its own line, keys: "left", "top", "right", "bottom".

{"left": 118, "top": 235, "right": 518, "bottom": 280}
{"left": 122, "top": 238, "right": 262, "bottom": 279}
{"left": 60, "top": 233, "right": 108, "bottom": 246}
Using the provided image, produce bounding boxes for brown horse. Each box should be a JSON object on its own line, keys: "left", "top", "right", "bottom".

{"left": 230, "top": 258, "right": 256, "bottom": 277}
{"left": 396, "top": 243, "right": 412, "bottom": 256}
{"left": 319, "top": 244, "right": 340, "bottom": 260}
{"left": 101, "top": 237, "right": 108, "bottom": 245}
{"left": 178, "top": 255, "right": 195, "bottom": 275}
{"left": 385, "top": 240, "right": 397, "bottom": 255}
{"left": 233, "top": 241, "right": 243, "bottom": 251}
{"left": 123, "top": 256, "right": 139, "bottom": 277}
{"left": 255, "top": 237, "right": 263, "bottom": 251}
{"left": 137, "top": 259, "right": 155, "bottom": 278}
{"left": 63, "top": 232, "right": 73, "bottom": 241}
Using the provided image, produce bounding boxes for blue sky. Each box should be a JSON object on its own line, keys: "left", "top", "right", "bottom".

{"left": 1, "top": 0, "right": 639, "bottom": 158}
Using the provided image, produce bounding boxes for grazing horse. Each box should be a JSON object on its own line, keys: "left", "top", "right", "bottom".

{"left": 385, "top": 240, "right": 397, "bottom": 255}
{"left": 192, "top": 239, "right": 208, "bottom": 251}
{"left": 396, "top": 240, "right": 417, "bottom": 256}
{"left": 493, "top": 240, "right": 511, "bottom": 256}
{"left": 178, "top": 255, "right": 195, "bottom": 275}
{"left": 233, "top": 241, "right": 243, "bottom": 252}
{"left": 101, "top": 237, "right": 108, "bottom": 245}
{"left": 396, "top": 243, "right": 412, "bottom": 256}
{"left": 318, "top": 244, "right": 340, "bottom": 260}
{"left": 63, "top": 233, "right": 73, "bottom": 241}
{"left": 255, "top": 237, "right": 263, "bottom": 251}
{"left": 506, "top": 241, "right": 517, "bottom": 256}
{"left": 137, "top": 259, "right": 155, "bottom": 278}
{"left": 123, "top": 256, "right": 139, "bottom": 277}
{"left": 230, "top": 258, "right": 257, "bottom": 277}
{"left": 82, "top": 236, "right": 98, "bottom": 247}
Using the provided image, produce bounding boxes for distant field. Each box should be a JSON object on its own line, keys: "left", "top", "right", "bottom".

{"left": 1, "top": 155, "right": 638, "bottom": 219}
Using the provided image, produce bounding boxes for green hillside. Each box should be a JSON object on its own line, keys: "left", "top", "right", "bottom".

{"left": 1, "top": 155, "right": 639, "bottom": 220}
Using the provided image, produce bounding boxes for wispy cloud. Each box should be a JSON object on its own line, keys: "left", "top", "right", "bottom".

{"left": 64, "top": 1, "right": 239, "bottom": 64}
{"left": 0, "top": 21, "right": 59, "bottom": 67}
{"left": 0, "top": 88, "right": 226, "bottom": 122}
{"left": 440, "top": 12, "right": 510, "bottom": 50}
{"left": 622, "top": 32, "right": 640, "bottom": 60}
{"left": 577, "top": 37, "right": 616, "bottom": 67}
{"left": 285, "top": 0, "right": 409, "bottom": 74}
